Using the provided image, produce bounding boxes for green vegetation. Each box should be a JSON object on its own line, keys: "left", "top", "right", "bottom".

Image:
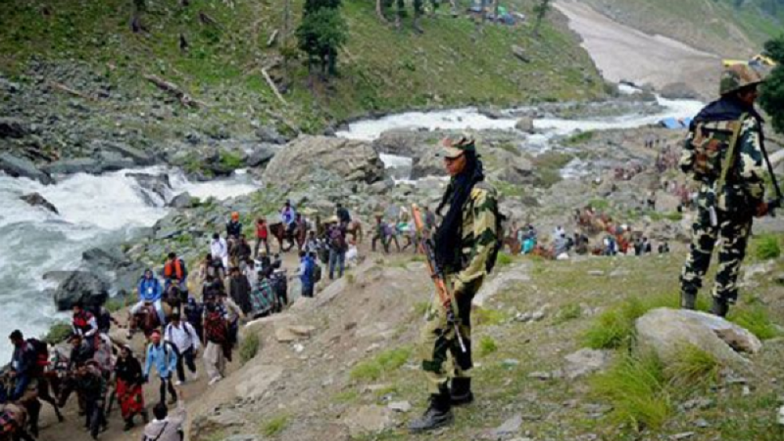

{"left": 43, "top": 321, "right": 73, "bottom": 345}
{"left": 496, "top": 252, "right": 514, "bottom": 267}
{"left": 478, "top": 336, "right": 498, "bottom": 357}
{"left": 752, "top": 233, "right": 782, "bottom": 260}
{"left": 665, "top": 343, "right": 721, "bottom": 388}
{"left": 350, "top": 347, "right": 412, "bottom": 381}
{"left": 729, "top": 305, "right": 781, "bottom": 339}
{"left": 760, "top": 34, "right": 784, "bottom": 133}
{"left": 240, "top": 332, "right": 260, "bottom": 365}
{"left": 474, "top": 307, "right": 508, "bottom": 326}
{"left": 591, "top": 353, "right": 671, "bottom": 430}
{"left": 556, "top": 303, "right": 582, "bottom": 323}
{"left": 104, "top": 296, "right": 129, "bottom": 312}
{"left": 261, "top": 415, "right": 289, "bottom": 437}
{"left": 564, "top": 130, "right": 595, "bottom": 145}
{"left": 219, "top": 151, "right": 244, "bottom": 170}
{"left": 297, "top": 0, "right": 347, "bottom": 76}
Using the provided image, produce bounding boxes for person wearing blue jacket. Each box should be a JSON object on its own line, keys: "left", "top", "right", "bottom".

{"left": 143, "top": 330, "right": 178, "bottom": 405}
{"left": 297, "top": 251, "right": 316, "bottom": 298}
{"left": 132, "top": 269, "right": 166, "bottom": 326}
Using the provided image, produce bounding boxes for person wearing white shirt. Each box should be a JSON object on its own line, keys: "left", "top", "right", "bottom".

{"left": 210, "top": 233, "right": 229, "bottom": 270}
{"left": 164, "top": 313, "right": 201, "bottom": 385}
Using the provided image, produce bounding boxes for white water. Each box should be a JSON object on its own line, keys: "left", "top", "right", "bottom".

{"left": 336, "top": 95, "right": 703, "bottom": 143}
{"left": 0, "top": 168, "right": 257, "bottom": 359}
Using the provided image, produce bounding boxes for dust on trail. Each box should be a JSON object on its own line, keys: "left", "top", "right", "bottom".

{"left": 555, "top": 0, "right": 720, "bottom": 98}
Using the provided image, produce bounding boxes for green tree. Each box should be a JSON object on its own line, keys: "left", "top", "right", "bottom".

{"left": 533, "top": 0, "right": 552, "bottom": 37}
{"left": 759, "top": 35, "right": 784, "bottom": 133}
{"left": 296, "top": 5, "right": 347, "bottom": 76}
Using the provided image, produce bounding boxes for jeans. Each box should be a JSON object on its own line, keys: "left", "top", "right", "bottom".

{"left": 159, "top": 376, "right": 177, "bottom": 404}
{"left": 10, "top": 374, "right": 30, "bottom": 401}
{"left": 254, "top": 238, "right": 270, "bottom": 257}
{"left": 329, "top": 249, "right": 345, "bottom": 280}
{"left": 301, "top": 283, "right": 314, "bottom": 298}
{"left": 85, "top": 398, "right": 106, "bottom": 439}
{"left": 175, "top": 347, "right": 197, "bottom": 382}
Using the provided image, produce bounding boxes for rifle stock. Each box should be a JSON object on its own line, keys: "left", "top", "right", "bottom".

{"left": 412, "top": 204, "right": 466, "bottom": 353}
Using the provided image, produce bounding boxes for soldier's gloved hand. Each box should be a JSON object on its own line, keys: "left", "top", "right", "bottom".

{"left": 755, "top": 202, "right": 769, "bottom": 218}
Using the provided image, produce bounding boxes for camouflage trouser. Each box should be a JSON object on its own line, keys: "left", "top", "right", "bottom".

{"left": 680, "top": 202, "right": 753, "bottom": 304}
{"left": 419, "top": 275, "right": 483, "bottom": 395}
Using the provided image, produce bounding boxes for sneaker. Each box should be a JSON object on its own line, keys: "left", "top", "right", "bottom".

{"left": 190, "top": 371, "right": 199, "bottom": 381}
{"left": 208, "top": 376, "right": 222, "bottom": 386}
{"left": 174, "top": 380, "right": 183, "bottom": 386}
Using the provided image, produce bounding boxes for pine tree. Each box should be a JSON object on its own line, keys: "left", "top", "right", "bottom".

{"left": 759, "top": 35, "right": 784, "bottom": 133}
{"left": 532, "top": 0, "right": 551, "bottom": 37}
{"left": 296, "top": 0, "right": 347, "bottom": 77}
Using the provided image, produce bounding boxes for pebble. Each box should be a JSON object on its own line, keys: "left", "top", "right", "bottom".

{"left": 694, "top": 418, "right": 710, "bottom": 428}
{"left": 387, "top": 401, "right": 412, "bottom": 413}
{"left": 670, "top": 433, "right": 695, "bottom": 440}
{"left": 679, "top": 398, "right": 714, "bottom": 411}
{"left": 742, "top": 385, "right": 751, "bottom": 396}
{"left": 587, "top": 270, "right": 604, "bottom": 276}
{"left": 528, "top": 371, "right": 551, "bottom": 380}
{"left": 488, "top": 414, "right": 522, "bottom": 439}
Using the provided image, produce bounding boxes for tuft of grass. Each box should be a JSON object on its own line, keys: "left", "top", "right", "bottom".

{"left": 665, "top": 343, "right": 722, "bottom": 388}
{"left": 412, "top": 301, "right": 430, "bottom": 318}
{"left": 350, "top": 347, "right": 412, "bottom": 382}
{"left": 240, "top": 332, "right": 260, "bottom": 365}
{"left": 564, "top": 130, "right": 595, "bottom": 144}
{"left": 478, "top": 336, "right": 498, "bottom": 357}
{"left": 42, "top": 321, "right": 73, "bottom": 345}
{"left": 496, "top": 252, "right": 514, "bottom": 267}
{"left": 583, "top": 294, "right": 681, "bottom": 349}
{"left": 753, "top": 234, "right": 781, "bottom": 260}
{"left": 104, "top": 296, "right": 129, "bottom": 312}
{"left": 591, "top": 353, "right": 671, "bottom": 430}
{"left": 261, "top": 415, "right": 288, "bottom": 437}
{"left": 474, "top": 308, "right": 508, "bottom": 326}
{"left": 333, "top": 389, "right": 360, "bottom": 404}
{"left": 729, "top": 305, "right": 781, "bottom": 340}
{"left": 556, "top": 303, "right": 583, "bottom": 323}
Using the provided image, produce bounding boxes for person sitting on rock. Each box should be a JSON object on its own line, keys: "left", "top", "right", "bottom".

{"left": 131, "top": 269, "right": 166, "bottom": 326}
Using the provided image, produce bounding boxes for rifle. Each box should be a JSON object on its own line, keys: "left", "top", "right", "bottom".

{"left": 759, "top": 133, "right": 784, "bottom": 214}
{"left": 411, "top": 204, "right": 466, "bottom": 353}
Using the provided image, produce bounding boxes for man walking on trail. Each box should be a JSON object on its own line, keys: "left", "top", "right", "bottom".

{"left": 255, "top": 217, "right": 270, "bottom": 257}
{"left": 143, "top": 330, "right": 178, "bottom": 405}
{"left": 297, "top": 250, "right": 316, "bottom": 298}
{"left": 679, "top": 64, "right": 774, "bottom": 317}
{"left": 226, "top": 212, "right": 242, "bottom": 239}
{"left": 164, "top": 314, "right": 200, "bottom": 385}
{"left": 409, "top": 135, "right": 500, "bottom": 433}
{"left": 328, "top": 220, "right": 348, "bottom": 280}
{"left": 211, "top": 233, "right": 229, "bottom": 271}
{"left": 336, "top": 202, "right": 351, "bottom": 227}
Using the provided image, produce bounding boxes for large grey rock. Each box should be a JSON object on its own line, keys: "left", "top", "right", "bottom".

{"left": 246, "top": 145, "right": 277, "bottom": 167}
{"left": 91, "top": 140, "right": 154, "bottom": 165}
{"left": 127, "top": 173, "right": 172, "bottom": 206}
{"left": 167, "top": 192, "right": 194, "bottom": 209}
{"left": 0, "top": 118, "right": 29, "bottom": 138}
{"left": 636, "top": 308, "right": 762, "bottom": 367}
{"left": 564, "top": 348, "right": 611, "bottom": 379}
{"left": 515, "top": 117, "right": 535, "bottom": 133}
{"left": 19, "top": 192, "right": 58, "bottom": 214}
{"left": 42, "top": 157, "right": 102, "bottom": 175}
{"left": 410, "top": 149, "right": 446, "bottom": 180}
{"left": 255, "top": 125, "right": 287, "bottom": 144}
{"left": 0, "top": 153, "right": 53, "bottom": 184}
{"left": 82, "top": 247, "right": 131, "bottom": 270}
{"left": 660, "top": 82, "right": 701, "bottom": 100}
{"left": 234, "top": 364, "right": 283, "bottom": 399}
{"left": 372, "top": 129, "right": 429, "bottom": 157}
{"left": 263, "top": 136, "right": 384, "bottom": 185}
{"left": 53, "top": 271, "right": 110, "bottom": 311}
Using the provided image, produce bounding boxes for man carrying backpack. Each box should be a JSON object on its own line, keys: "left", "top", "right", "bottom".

{"left": 164, "top": 314, "right": 200, "bottom": 385}
{"left": 202, "top": 301, "right": 228, "bottom": 386}
{"left": 679, "top": 64, "right": 778, "bottom": 317}
{"left": 163, "top": 252, "right": 188, "bottom": 297}
{"left": 409, "top": 135, "right": 501, "bottom": 433}
{"left": 7, "top": 330, "right": 36, "bottom": 401}
{"left": 143, "top": 390, "right": 186, "bottom": 441}
{"left": 297, "top": 251, "right": 316, "bottom": 298}
{"left": 328, "top": 221, "right": 347, "bottom": 280}
{"left": 143, "top": 330, "right": 178, "bottom": 405}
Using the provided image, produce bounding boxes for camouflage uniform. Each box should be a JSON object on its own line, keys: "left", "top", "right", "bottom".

{"left": 420, "top": 182, "right": 498, "bottom": 394}
{"left": 679, "top": 64, "right": 767, "bottom": 313}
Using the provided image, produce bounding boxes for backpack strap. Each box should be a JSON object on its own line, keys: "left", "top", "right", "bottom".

{"left": 717, "top": 112, "right": 748, "bottom": 192}
{"left": 149, "top": 422, "right": 168, "bottom": 441}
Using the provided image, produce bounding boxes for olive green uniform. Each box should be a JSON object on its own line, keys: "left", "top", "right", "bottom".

{"left": 420, "top": 183, "right": 498, "bottom": 394}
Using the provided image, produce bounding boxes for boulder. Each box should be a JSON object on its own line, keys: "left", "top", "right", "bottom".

{"left": 0, "top": 153, "right": 53, "bottom": 185}
{"left": 234, "top": 364, "right": 283, "bottom": 399}
{"left": 53, "top": 271, "right": 110, "bottom": 311}
{"left": 19, "top": 192, "right": 58, "bottom": 214}
{"left": 167, "top": 192, "right": 194, "bottom": 209}
{"left": 660, "top": 82, "right": 701, "bottom": 100}
{"left": 515, "top": 117, "right": 535, "bottom": 134}
{"left": 82, "top": 246, "right": 131, "bottom": 270}
{"left": 564, "top": 348, "right": 611, "bottom": 379}
{"left": 255, "top": 125, "right": 287, "bottom": 144}
{"left": 91, "top": 140, "right": 155, "bottom": 165}
{"left": 246, "top": 145, "right": 277, "bottom": 168}
{"left": 42, "top": 157, "right": 102, "bottom": 175}
{"left": 636, "top": 308, "right": 762, "bottom": 367}
{"left": 127, "top": 173, "right": 172, "bottom": 206}
{"left": 410, "top": 149, "right": 447, "bottom": 180}
{"left": 372, "top": 129, "right": 428, "bottom": 157}
{"left": 0, "top": 118, "right": 29, "bottom": 138}
{"left": 97, "top": 151, "right": 135, "bottom": 171}
{"left": 263, "top": 136, "right": 384, "bottom": 185}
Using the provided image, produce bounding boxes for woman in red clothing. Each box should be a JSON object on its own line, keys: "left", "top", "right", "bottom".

{"left": 114, "top": 346, "right": 148, "bottom": 431}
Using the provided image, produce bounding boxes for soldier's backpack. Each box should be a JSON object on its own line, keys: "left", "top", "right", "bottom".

{"left": 687, "top": 114, "right": 746, "bottom": 181}
{"left": 474, "top": 182, "right": 506, "bottom": 274}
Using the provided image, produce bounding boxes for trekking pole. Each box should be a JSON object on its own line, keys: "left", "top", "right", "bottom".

{"left": 411, "top": 204, "right": 467, "bottom": 353}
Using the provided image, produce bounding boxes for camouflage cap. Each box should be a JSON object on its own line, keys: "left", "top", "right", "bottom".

{"left": 440, "top": 134, "right": 476, "bottom": 159}
{"left": 720, "top": 64, "right": 764, "bottom": 96}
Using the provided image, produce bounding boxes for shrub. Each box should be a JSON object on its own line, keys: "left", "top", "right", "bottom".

{"left": 240, "top": 332, "right": 260, "bottom": 365}
{"left": 43, "top": 321, "right": 73, "bottom": 345}
{"left": 479, "top": 336, "right": 498, "bottom": 357}
{"left": 665, "top": 343, "right": 722, "bottom": 388}
{"left": 261, "top": 415, "right": 288, "bottom": 437}
{"left": 583, "top": 295, "right": 679, "bottom": 349}
{"left": 591, "top": 353, "right": 671, "bottom": 430}
{"left": 350, "top": 347, "right": 412, "bottom": 382}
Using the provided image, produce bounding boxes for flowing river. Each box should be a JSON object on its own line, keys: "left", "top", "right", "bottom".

{"left": 0, "top": 92, "right": 703, "bottom": 359}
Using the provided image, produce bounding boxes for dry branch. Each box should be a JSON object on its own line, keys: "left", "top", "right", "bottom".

{"left": 267, "top": 29, "right": 279, "bottom": 47}
{"left": 49, "top": 82, "right": 92, "bottom": 100}
{"left": 261, "top": 68, "right": 287, "bottom": 105}
{"left": 143, "top": 74, "right": 204, "bottom": 108}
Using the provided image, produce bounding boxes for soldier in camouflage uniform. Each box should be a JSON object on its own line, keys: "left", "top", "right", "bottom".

{"left": 679, "top": 64, "right": 771, "bottom": 317}
{"left": 409, "top": 135, "right": 500, "bottom": 433}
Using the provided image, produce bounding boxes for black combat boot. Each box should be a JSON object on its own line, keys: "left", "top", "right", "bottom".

{"left": 710, "top": 297, "right": 729, "bottom": 318}
{"left": 123, "top": 417, "right": 135, "bottom": 431}
{"left": 408, "top": 389, "right": 453, "bottom": 433}
{"left": 450, "top": 377, "right": 474, "bottom": 406}
{"left": 680, "top": 290, "right": 697, "bottom": 310}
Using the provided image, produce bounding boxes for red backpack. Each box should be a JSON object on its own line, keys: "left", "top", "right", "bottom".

{"left": 204, "top": 310, "right": 227, "bottom": 344}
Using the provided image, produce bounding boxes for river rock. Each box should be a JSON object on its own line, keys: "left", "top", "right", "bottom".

{"left": 515, "top": 117, "right": 535, "bottom": 133}
{"left": 53, "top": 271, "right": 110, "bottom": 311}
{"left": 263, "top": 136, "right": 384, "bottom": 185}
{"left": 167, "top": 192, "right": 194, "bottom": 209}
{"left": 564, "top": 348, "right": 611, "bottom": 379}
{"left": 636, "top": 308, "right": 762, "bottom": 367}
{"left": 19, "top": 192, "right": 58, "bottom": 214}
{"left": 255, "top": 125, "right": 287, "bottom": 144}
{"left": 246, "top": 145, "right": 277, "bottom": 167}
{"left": 660, "top": 82, "right": 700, "bottom": 100}
{"left": 91, "top": 140, "right": 154, "bottom": 165}
{"left": 127, "top": 172, "right": 172, "bottom": 206}
{"left": 0, "top": 153, "right": 53, "bottom": 185}
{"left": 82, "top": 246, "right": 131, "bottom": 270}
{"left": 42, "top": 157, "right": 102, "bottom": 175}
{"left": 372, "top": 129, "right": 428, "bottom": 157}
{"left": 0, "top": 118, "right": 29, "bottom": 138}
{"left": 411, "top": 149, "right": 446, "bottom": 180}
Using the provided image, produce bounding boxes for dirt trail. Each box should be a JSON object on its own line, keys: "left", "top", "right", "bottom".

{"left": 554, "top": 0, "right": 720, "bottom": 98}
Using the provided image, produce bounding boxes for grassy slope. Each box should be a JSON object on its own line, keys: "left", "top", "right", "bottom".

{"left": 580, "top": 0, "right": 783, "bottom": 57}
{"left": 334, "top": 235, "right": 784, "bottom": 441}
{"left": 0, "top": 0, "right": 604, "bottom": 135}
